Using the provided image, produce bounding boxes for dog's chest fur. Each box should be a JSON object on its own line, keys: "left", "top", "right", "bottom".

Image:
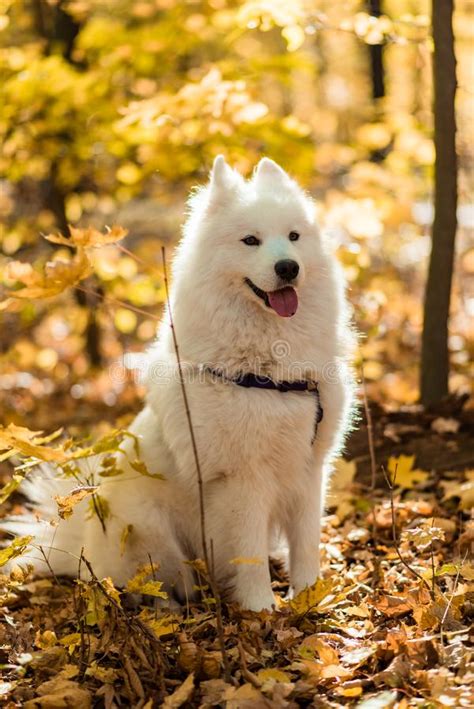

{"left": 148, "top": 372, "right": 317, "bottom": 496}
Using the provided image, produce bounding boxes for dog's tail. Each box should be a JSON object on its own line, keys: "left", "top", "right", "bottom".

{"left": 2, "top": 463, "right": 90, "bottom": 577}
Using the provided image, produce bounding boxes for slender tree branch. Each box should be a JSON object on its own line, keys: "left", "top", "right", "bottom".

{"left": 382, "top": 465, "right": 433, "bottom": 595}
{"left": 37, "top": 545, "right": 61, "bottom": 586}
{"left": 440, "top": 550, "right": 468, "bottom": 648}
{"left": 161, "top": 246, "right": 231, "bottom": 682}
{"left": 237, "top": 639, "right": 262, "bottom": 689}
{"left": 76, "top": 548, "right": 89, "bottom": 678}
{"left": 160, "top": 247, "right": 208, "bottom": 566}
{"left": 361, "top": 367, "right": 377, "bottom": 494}
{"left": 74, "top": 285, "right": 162, "bottom": 322}
{"left": 361, "top": 363, "right": 381, "bottom": 588}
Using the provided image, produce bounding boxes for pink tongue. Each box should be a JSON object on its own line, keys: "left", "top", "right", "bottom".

{"left": 267, "top": 287, "right": 298, "bottom": 317}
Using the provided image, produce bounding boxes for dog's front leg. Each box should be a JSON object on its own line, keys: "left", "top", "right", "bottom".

{"left": 288, "top": 478, "right": 323, "bottom": 594}
{"left": 203, "top": 477, "right": 275, "bottom": 612}
{"left": 289, "top": 372, "right": 354, "bottom": 594}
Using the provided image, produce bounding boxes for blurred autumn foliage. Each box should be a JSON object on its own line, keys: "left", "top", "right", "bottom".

{"left": 0, "top": 0, "right": 472, "bottom": 418}
{"left": 1, "top": 3, "right": 474, "bottom": 707}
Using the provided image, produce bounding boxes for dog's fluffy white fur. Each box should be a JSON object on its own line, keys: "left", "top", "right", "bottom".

{"left": 5, "top": 157, "right": 356, "bottom": 611}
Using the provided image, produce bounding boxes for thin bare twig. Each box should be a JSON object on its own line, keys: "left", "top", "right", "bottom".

{"left": 440, "top": 550, "right": 469, "bottom": 648}
{"left": 76, "top": 548, "right": 89, "bottom": 678}
{"left": 361, "top": 364, "right": 380, "bottom": 586}
{"left": 382, "top": 465, "right": 433, "bottom": 595}
{"left": 37, "top": 545, "right": 61, "bottom": 586}
{"left": 77, "top": 547, "right": 83, "bottom": 582}
{"left": 237, "top": 639, "right": 262, "bottom": 689}
{"left": 160, "top": 247, "right": 208, "bottom": 567}
{"left": 429, "top": 517, "right": 436, "bottom": 594}
{"left": 161, "top": 246, "right": 232, "bottom": 682}
{"left": 90, "top": 492, "right": 107, "bottom": 534}
{"left": 147, "top": 551, "right": 159, "bottom": 622}
{"left": 74, "top": 284, "right": 162, "bottom": 322}
{"left": 361, "top": 366, "right": 377, "bottom": 498}
{"left": 116, "top": 243, "right": 162, "bottom": 277}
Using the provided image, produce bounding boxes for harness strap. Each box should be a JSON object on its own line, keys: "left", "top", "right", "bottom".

{"left": 206, "top": 368, "right": 323, "bottom": 443}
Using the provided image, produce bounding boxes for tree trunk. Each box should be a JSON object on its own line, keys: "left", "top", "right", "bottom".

{"left": 421, "top": 0, "right": 458, "bottom": 406}
{"left": 32, "top": 0, "right": 103, "bottom": 368}
{"left": 368, "top": 0, "right": 385, "bottom": 101}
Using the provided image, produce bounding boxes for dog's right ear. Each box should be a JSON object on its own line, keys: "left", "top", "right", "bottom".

{"left": 208, "top": 155, "right": 242, "bottom": 206}
{"left": 253, "top": 158, "right": 296, "bottom": 191}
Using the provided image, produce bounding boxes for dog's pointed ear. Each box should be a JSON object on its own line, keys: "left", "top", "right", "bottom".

{"left": 208, "top": 155, "right": 242, "bottom": 205}
{"left": 254, "top": 158, "right": 294, "bottom": 190}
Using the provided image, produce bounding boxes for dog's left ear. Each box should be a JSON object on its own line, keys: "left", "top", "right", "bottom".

{"left": 253, "top": 158, "right": 295, "bottom": 190}
{"left": 208, "top": 155, "right": 243, "bottom": 206}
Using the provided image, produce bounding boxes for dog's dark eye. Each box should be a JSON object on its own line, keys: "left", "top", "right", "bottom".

{"left": 289, "top": 231, "right": 300, "bottom": 241}
{"left": 242, "top": 235, "right": 260, "bottom": 246}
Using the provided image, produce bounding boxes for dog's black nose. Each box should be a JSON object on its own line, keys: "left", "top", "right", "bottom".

{"left": 275, "top": 259, "right": 299, "bottom": 282}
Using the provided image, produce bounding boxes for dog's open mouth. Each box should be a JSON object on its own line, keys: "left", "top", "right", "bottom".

{"left": 245, "top": 278, "right": 298, "bottom": 317}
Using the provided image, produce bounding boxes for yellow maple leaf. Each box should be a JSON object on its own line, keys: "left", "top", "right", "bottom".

{"left": 289, "top": 578, "right": 345, "bottom": 616}
{"left": 0, "top": 424, "right": 66, "bottom": 463}
{"left": 45, "top": 224, "right": 127, "bottom": 249}
{"left": 388, "top": 455, "right": 429, "bottom": 489}
{"left": 126, "top": 563, "right": 168, "bottom": 599}
{"left": 59, "top": 633, "right": 82, "bottom": 652}
{"left": 0, "top": 474, "right": 24, "bottom": 504}
{"left": 143, "top": 613, "right": 180, "bottom": 638}
{"left": 83, "top": 585, "right": 108, "bottom": 627}
{"left": 0, "top": 536, "right": 34, "bottom": 567}
{"left": 8, "top": 249, "right": 91, "bottom": 300}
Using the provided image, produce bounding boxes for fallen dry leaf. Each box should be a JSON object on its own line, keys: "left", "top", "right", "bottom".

{"left": 24, "top": 678, "right": 91, "bottom": 708}
{"left": 54, "top": 486, "right": 98, "bottom": 520}
{"left": 162, "top": 673, "right": 194, "bottom": 709}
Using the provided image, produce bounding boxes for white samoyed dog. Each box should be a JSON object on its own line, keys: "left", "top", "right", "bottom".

{"left": 5, "top": 157, "right": 356, "bottom": 611}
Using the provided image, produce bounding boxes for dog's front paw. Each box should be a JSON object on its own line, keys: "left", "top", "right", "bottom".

{"left": 236, "top": 589, "right": 276, "bottom": 612}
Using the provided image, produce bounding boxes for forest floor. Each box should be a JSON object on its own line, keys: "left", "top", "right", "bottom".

{"left": 0, "top": 384, "right": 472, "bottom": 708}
